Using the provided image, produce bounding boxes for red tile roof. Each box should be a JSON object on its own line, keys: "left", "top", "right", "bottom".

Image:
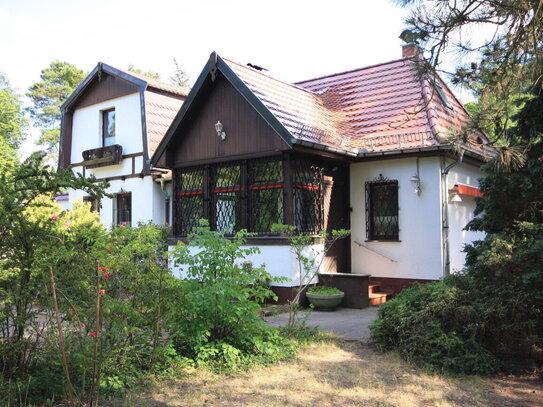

{"left": 224, "top": 56, "right": 492, "bottom": 157}
{"left": 145, "top": 91, "right": 184, "bottom": 157}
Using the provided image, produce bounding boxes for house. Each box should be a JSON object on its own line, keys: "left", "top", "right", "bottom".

{"left": 58, "top": 63, "right": 189, "bottom": 228}
{"left": 152, "top": 45, "right": 494, "bottom": 304}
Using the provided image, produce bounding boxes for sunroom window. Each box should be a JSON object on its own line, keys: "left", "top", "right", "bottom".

{"left": 173, "top": 155, "right": 326, "bottom": 237}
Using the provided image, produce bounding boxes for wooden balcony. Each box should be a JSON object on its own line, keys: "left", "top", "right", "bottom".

{"left": 82, "top": 144, "right": 123, "bottom": 169}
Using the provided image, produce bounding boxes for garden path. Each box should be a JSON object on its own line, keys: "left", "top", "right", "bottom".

{"left": 265, "top": 306, "right": 379, "bottom": 342}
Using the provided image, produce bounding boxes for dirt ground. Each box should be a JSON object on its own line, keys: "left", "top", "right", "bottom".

{"left": 108, "top": 341, "right": 543, "bottom": 407}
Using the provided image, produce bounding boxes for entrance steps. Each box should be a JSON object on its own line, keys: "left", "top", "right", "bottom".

{"left": 368, "top": 280, "right": 393, "bottom": 306}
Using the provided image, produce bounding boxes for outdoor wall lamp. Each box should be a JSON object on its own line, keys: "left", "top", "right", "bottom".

{"left": 215, "top": 121, "right": 227, "bottom": 141}
{"left": 449, "top": 187, "right": 462, "bottom": 203}
{"left": 410, "top": 158, "right": 421, "bottom": 195}
{"left": 410, "top": 174, "right": 421, "bottom": 195}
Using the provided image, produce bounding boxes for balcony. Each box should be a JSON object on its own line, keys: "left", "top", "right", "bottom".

{"left": 82, "top": 144, "right": 123, "bottom": 169}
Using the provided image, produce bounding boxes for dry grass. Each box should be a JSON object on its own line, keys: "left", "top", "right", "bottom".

{"left": 106, "top": 342, "right": 542, "bottom": 407}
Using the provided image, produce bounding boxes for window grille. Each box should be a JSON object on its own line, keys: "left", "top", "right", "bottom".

{"left": 210, "top": 162, "right": 241, "bottom": 234}
{"left": 174, "top": 167, "right": 205, "bottom": 236}
{"left": 365, "top": 176, "right": 399, "bottom": 240}
{"left": 248, "top": 157, "right": 284, "bottom": 234}
{"left": 173, "top": 156, "right": 325, "bottom": 237}
{"left": 292, "top": 158, "right": 323, "bottom": 234}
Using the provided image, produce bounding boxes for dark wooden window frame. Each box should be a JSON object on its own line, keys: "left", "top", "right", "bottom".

{"left": 102, "top": 108, "right": 116, "bottom": 147}
{"left": 365, "top": 176, "right": 399, "bottom": 241}
{"left": 173, "top": 155, "right": 325, "bottom": 237}
{"left": 115, "top": 192, "right": 132, "bottom": 226}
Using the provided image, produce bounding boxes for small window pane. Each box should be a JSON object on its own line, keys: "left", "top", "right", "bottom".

{"left": 292, "top": 158, "right": 323, "bottom": 234}
{"left": 176, "top": 168, "right": 205, "bottom": 236}
{"left": 248, "top": 158, "right": 284, "bottom": 234}
{"left": 116, "top": 193, "right": 131, "bottom": 226}
{"left": 211, "top": 164, "right": 241, "bottom": 234}
{"left": 103, "top": 109, "right": 116, "bottom": 146}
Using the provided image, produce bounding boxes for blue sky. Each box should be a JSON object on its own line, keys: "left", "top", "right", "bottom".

{"left": 1, "top": 0, "right": 417, "bottom": 156}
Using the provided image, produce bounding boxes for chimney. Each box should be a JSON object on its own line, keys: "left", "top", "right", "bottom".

{"left": 402, "top": 43, "right": 421, "bottom": 58}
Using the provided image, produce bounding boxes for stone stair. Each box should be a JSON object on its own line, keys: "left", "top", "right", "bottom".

{"left": 368, "top": 280, "right": 393, "bottom": 306}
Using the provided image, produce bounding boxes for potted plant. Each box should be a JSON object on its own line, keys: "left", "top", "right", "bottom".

{"left": 306, "top": 286, "right": 344, "bottom": 310}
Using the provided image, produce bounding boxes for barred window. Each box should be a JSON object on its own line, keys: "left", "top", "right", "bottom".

{"left": 175, "top": 167, "right": 205, "bottom": 236}
{"left": 173, "top": 156, "right": 324, "bottom": 237}
{"left": 211, "top": 163, "right": 241, "bottom": 234}
{"left": 248, "top": 157, "right": 284, "bottom": 234}
{"left": 366, "top": 177, "right": 399, "bottom": 240}
{"left": 292, "top": 158, "right": 323, "bottom": 234}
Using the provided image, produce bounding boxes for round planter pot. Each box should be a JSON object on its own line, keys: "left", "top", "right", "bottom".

{"left": 306, "top": 292, "right": 345, "bottom": 310}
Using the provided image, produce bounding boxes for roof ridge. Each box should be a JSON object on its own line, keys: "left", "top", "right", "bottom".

{"left": 222, "top": 57, "right": 321, "bottom": 98}
{"left": 105, "top": 63, "right": 190, "bottom": 96}
{"left": 295, "top": 58, "right": 410, "bottom": 85}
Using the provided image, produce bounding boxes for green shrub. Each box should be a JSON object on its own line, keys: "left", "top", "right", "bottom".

{"left": 170, "top": 220, "right": 295, "bottom": 369}
{"left": 307, "top": 286, "right": 343, "bottom": 295}
{"left": 370, "top": 279, "right": 496, "bottom": 375}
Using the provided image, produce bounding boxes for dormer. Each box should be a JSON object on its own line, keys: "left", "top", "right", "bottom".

{"left": 59, "top": 62, "right": 189, "bottom": 172}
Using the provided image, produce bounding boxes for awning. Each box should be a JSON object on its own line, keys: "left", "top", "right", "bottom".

{"left": 455, "top": 184, "right": 482, "bottom": 197}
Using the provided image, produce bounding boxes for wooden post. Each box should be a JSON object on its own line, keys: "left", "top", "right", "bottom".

{"left": 48, "top": 266, "right": 76, "bottom": 406}
{"left": 89, "top": 260, "right": 102, "bottom": 407}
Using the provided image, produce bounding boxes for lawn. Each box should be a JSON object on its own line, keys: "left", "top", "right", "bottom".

{"left": 105, "top": 340, "right": 542, "bottom": 407}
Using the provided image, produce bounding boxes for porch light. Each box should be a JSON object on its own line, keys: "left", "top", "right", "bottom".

{"left": 450, "top": 191, "right": 462, "bottom": 203}
{"left": 410, "top": 158, "right": 421, "bottom": 195}
{"left": 410, "top": 174, "right": 421, "bottom": 195}
{"left": 215, "top": 121, "right": 226, "bottom": 141}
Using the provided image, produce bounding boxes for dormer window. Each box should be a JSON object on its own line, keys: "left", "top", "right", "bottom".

{"left": 435, "top": 83, "right": 453, "bottom": 111}
{"left": 102, "top": 108, "right": 116, "bottom": 146}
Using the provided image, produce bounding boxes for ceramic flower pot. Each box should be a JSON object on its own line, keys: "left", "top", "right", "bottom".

{"left": 306, "top": 292, "right": 345, "bottom": 310}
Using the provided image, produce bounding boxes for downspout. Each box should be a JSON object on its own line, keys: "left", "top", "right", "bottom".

{"left": 441, "top": 149, "right": 465, "bottom": 277}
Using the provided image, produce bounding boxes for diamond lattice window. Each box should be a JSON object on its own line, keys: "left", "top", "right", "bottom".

{"left": 248, "top": 157, "right": 284, "bottom": 234}
{"left": 173, "top": 155, "right": 326, "bottom": 237}
{"left": 210, "top": 163, "right": 241, "bottom": 234}
{"left": 292, "top": 158, "right": 323, "bottom": 234}
{"left": 175, "top": 167, "right": 205, "bottom": 236}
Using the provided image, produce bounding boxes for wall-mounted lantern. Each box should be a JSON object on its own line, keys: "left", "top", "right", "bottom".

{"left": 215, "top": 121, "right": 227, "bottom": 141}
{"left": 410, "top": 174, "right": 421, "bottom": 195}
{"left": 410, "top": 158, "right": 421, "bottom": 195}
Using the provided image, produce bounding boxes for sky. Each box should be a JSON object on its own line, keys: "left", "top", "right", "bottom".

{"left": 1, "top": 0, "right": 418, "bottom": 156}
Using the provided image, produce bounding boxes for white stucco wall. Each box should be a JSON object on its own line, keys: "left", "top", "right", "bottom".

{"left": 444, "top": 160, "right": 486, "bottom": 273}
{"left": 70, "top": 93, "right": 143, "bottom": 163}
{"left": 169, "top": 243, "right": 324, "bottom": 287}
{"left": 350, "top": 157, "right": 443, "bottom": 280}
{"left": 67, "top": 92, "right": 173, "bottom": 229}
